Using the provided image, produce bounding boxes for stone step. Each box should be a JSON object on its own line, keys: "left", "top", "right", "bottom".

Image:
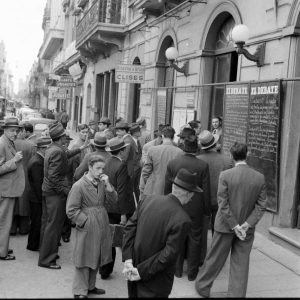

{"left": 268, "top": 227, "right": 300, "bottom": 257}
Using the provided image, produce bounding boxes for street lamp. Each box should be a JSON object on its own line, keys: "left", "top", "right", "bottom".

{"left": 231, "top": 24, "right": 265, "bottom": 67}
{"left": 165, "top": 47, "right": 189, "bottom": 76}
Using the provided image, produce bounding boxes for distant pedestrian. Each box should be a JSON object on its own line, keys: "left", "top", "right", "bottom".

{"left": 211, "top": 116, "right": 223, "bottom": 151}
{"left": 0, "top": 117, "right": 24, "bottom": 260}
{"left": 122, "top": 168, "right": 199, "bottom": 298}
{"left": 88, "top": 120, "right": 98, "bottom": 139}
{"left": 177, "top": 127, "right": 196, "bottom": 151}
{"left": 136, "top": 116, "right": 151, "bottom": 148}
{"left": 98, "top": 117, "right": 111, "bottom": 135}
{"left": 26, "top": 136, "right": 52, "bottom": 251}
{"left": 195, "top": 142, "right": 267, "bottom": 298}
{"left": 60, "top": 109, "right": 69, "bottom": 129}
{"left": 66, "top": 154, "right": 117, "bottom": 298}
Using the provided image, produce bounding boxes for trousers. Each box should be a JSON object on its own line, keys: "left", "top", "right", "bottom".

{"left": 27, "top": 201, "right": 42, "bottom": 251}
{"left": 128, "top": 281, "right": 169, "bottom": 298}
{"left": 72, "top": 267, "right": 98, "bottom": 296}
{"left": 195, "top": 230, "right": 255, "bottom": 297}
{"left": 0, "top": 197, "right": 15, "bottom": 257}
{"left": 38, "top": 194, "right": 66, "bottom": 266}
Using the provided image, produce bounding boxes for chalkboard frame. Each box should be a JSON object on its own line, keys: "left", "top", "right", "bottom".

{"left": 222, "top": 80, "right": 282, "bottom": 213}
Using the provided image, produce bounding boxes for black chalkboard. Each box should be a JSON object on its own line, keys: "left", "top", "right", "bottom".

{"left": 223, "top": 83, "right": 249, "bottom": 157}
{"left": 222, "top": 80, "right": 281, "bottom": 212}
{"left": 247, "top": 81, "right": 281, "bottom": 212}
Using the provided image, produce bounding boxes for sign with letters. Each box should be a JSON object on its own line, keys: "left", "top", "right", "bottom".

{"left": 115, "top": 64, "right": 145, "bottom": 84}
{"left": 57, "top": 76, "right": 76, "bottom": 87}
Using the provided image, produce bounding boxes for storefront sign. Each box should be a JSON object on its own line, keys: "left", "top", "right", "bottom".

{"left": 115, "top": 64, "right": 145, "bottom": 83}
{"left": 57, "top": 76, "right": 76, "bottom": 87}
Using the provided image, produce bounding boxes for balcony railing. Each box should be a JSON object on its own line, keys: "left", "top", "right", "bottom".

{"left": 76, "top": 0, "right": 124, "bottom": 44}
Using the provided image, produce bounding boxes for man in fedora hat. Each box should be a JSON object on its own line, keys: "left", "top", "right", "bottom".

{"left": 98, "top": 117, "right": 111, "bottom": 135}
{"left": 136, "top": 116, "right": 151, "bottom": 148}
{"left": 38, "top": 122, "right": 71, "bottom": 269}
{"left": 99, "top": 137, "right": 136, "bottom": 280}
{"left": 0, "top": 117, "right": 24, "bottom": 260}
{"left": 140, "top": 126, "right": 182, "bottom": 197}
{"left": 197, "top": 130, "right": 233, "bottom": 236}
{"left": 27, "top": 136, "right": 52, "bottom": 251}
{"left": 165, "top": 135, "right": 211, "bottom": 281}
{"left": 73, "top": 132, "right": 111, "bottom": 182}
{"left": 122, "top": 168, "right": 201, "bottom": 298}
{"left": 88, "top": 120, "right": 98, "bottom": 139}
{"left": 211, "top": 116, "right": 223, "bottom": 151}
{"left": 195, "top": 142, "right": 267, "bottom": 298}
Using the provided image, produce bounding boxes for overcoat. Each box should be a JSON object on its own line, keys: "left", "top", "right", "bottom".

{"left": 104, "top": 156, "right": 136, "bottom": 215}
{"left": 0, "top": 134, "right": 25, "bottom": 197}
{"left": 122, "top": 134, "right": 139, "bottom": 178}
{"left": 14, "top": 139, "right": 35, "bottom": 216}
{"left": 139, "top": 140, "right": 182, "bottom": 196}
{"left": 122, "top": 194, "right": 191, "bottom": 296}
{"left": 66, "top": 175, "right": 117, "bottom": 269}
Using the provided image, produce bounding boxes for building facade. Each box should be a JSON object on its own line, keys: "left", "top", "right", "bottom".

{"left": 34, "top": 0, "right": 300, "bottom": 243}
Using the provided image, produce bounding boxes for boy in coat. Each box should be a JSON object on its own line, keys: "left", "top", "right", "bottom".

{"left": 66, "top": 154, "right": 117, "bottom": 298}
{"left": 195, "top": 142, "right": 267, "bottom": 297}
{"left": 122, "top": 168, "right": 201, "bottom": 298}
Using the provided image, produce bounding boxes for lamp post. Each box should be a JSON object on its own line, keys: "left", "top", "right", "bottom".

{"left": 165, "top": 47, "right": 189, "bottom": 76}
{"left": 231, "top": 24, "right": 265, "bottom": 67}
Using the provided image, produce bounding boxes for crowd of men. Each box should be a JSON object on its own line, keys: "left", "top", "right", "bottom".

{"left": 0, "top": 113, "right": 267, "bottom": 298}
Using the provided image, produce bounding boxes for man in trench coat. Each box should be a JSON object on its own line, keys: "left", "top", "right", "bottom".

{"left": 66, "top": 154, "right": 117, "bottom": 298}
{"left": 0, "top": 117, "right": 24, "bottom": 260}
{"left": 122, "top": 168, "right": 201, "bottom": 298}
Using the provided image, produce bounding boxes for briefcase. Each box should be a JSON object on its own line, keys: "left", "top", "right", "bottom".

{"left": 109, "top": 224, "right": 125, "bottom": 248}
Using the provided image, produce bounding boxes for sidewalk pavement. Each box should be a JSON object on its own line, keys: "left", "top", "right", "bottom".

{"left": 0, "top": 229, "right": 299, "bottom": 298}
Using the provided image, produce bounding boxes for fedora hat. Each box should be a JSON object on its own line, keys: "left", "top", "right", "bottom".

{"left": 115, "top": 122, "right": 130, "bottom": 130}
{"left": 98, "top": 117, "right": 111, "bottom": 125}
{"left": 183, "top": 136, "right": 198, "bottom": 153}
{"left": 89, "top": 120, "right": 97, "bottom": 126}
{"left": 177, "top": 127, "right": 196, "bottom": 138}
{"left": 2, "top": 117, "right": 22, "bottom": 129}
{"left": 129, "top": 122, "right": 141, "bottom": 134}
{"left": 91, "top": 132, "right": 107, "bottom": 148}
{"left": 49, "top": 122, "right": 66, "bottom": 140}
{"left": 105, "top": 137, "right": 129, "bottom": 152}
{"left": 36, "top": 136, "right": 52, "bottom": 148}
{"left": 173, "top": 168, "right": 203, "bottom": 193}
{"left": 199, "top": 130, "right": 219, "bottom": 150}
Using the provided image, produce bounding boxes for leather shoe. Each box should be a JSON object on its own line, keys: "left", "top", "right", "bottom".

{"left": 0, "top": 254, "right": 15, "bottom": 260}
{"left": 62, "top": 237, "right": 70, "bottom": 243}
{"left": 88, "top": 287, "right": 105, "bottom": 295}
{"left": 8, "top": 249, "right": 13, "bottom": 254}
{"left": 100, "top": 273, "right": 110, "bottom": 280}
{"left": 56, "top": 254, "right": 60, "bottom": 260}
{"left": 39, "top": 263, "right": 61, "bottom": 270}
{"left": 74, "top": 295, "right": 87, "bottom": 298}
{"left": 188, "top": 271, "right": 198, "bottom": 281}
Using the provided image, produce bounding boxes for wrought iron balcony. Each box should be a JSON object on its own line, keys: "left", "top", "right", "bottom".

{"left": 76, "top": 0, "right": 125, "bottom": 59}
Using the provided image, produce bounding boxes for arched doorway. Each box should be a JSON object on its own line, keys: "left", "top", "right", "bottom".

{"left": 156, "top": 36, "right": 175, "bottom": 125}
{"left": 128, "top": 57, "right": 141, "bottom": 123}
{"left": 86, "top": 83, "right": 91, "bottom": 122}
{"left": 209, "top": 16, "right": 238, "bottom": 126}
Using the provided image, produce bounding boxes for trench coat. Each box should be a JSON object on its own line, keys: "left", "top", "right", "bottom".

{"left": 66, "top": 175, "right": 117, "bottom": 270}
{"left": 14, "top": 139, "right": 35, "bottom": 216}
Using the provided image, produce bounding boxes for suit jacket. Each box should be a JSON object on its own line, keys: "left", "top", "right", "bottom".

{"left": 0, "top": 134, "right": 25, "bottom": 197}
{"left": 141, "top": 138, "right": 162, "bottom": 165}
{"left": 214, "top": 164, "right": 267, "bottom": 233}
{"left": 140, "top": 140, "right": 182, "bottom": 196}
{"left": 122, "top": 134, "right": 141, "bottom": 178}
{"left": 165, "top": 152, "right": 211, "bottom": 217}
{"left": 42, "top": 143, "right": 70, "bottom": 196}
{"left": 27, "top": 152, "right": 44, "bottom": 203}
{"left": 122, "top": 194, "right": 191, "bottom": 295}
{"left": 73, "top": 149, "right": 111, "bottom": 182}
{"left": 197, "top": 150, "right": 233, "bottom": 209}
{"left": 104, "top": 156, "right": 136, "bottom": 215}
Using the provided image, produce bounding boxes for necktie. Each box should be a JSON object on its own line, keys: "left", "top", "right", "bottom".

{"left": 11, "top": 141, "right": 16, "bottom": 151}
{"left": 137, "top": 140, "right": 142, "bottom": 154}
